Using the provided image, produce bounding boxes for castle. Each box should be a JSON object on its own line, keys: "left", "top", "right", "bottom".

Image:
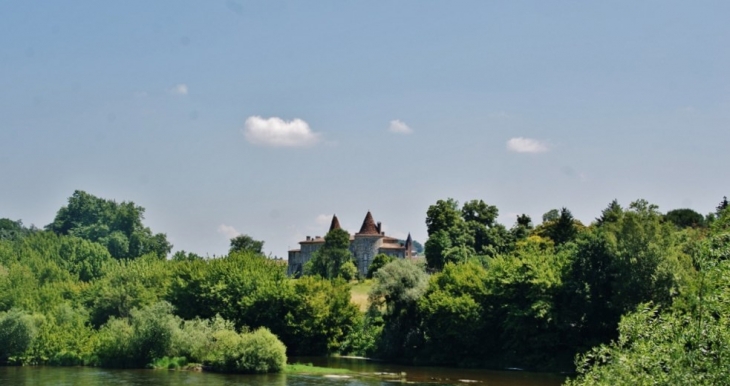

{"left": 287, "top": 211, "right": 413, "bottom": 276}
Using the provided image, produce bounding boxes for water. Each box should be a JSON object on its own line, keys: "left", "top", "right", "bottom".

{"left": 0, "top": 359, "right": 565, "bottom": 386}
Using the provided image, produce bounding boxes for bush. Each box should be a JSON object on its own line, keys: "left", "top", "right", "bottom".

{"left": 207, "top": 327, "right": 286, "bottom": 373}
{"left": 340, "top": 260, "right": 358, "bottom": 281}
{"left": 0, "top": 309, "right": 37, "bottom": 364}
{"left": 27, "top": 304, "right": 95, "bottom": 366}
{"left": 236, "top": 328, "right": 287, "bottom": 373}
{"left": 93, "top": 302, "right": 181, "bottom": 368}
{"left": 94, "top": 317, "right": 135, "bottom": 367}
{"left": 172, "top": 315, "right": 235, "bottom": 363}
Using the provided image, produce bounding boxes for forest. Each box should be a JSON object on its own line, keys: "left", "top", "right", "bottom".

{"left": 1, "top": 190, "right": 729, "bottom": 384}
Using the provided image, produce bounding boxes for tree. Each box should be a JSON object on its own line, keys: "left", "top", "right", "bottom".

{"left": 46, "top": 190, "right": 171, "bottom": 259}
{"left": 0, "top": 219, "right": 33, "bottom": 241}
{"left": 596, "top": 199, "right": 623, "bottom": 226}
{"left": 510, "top": 214, "right": 533, "bottom": 241}
{"left": 552, "top": 208, "right": 579, "bottom": 245}
{"left": 367, "top": 253, "right": 395, "bottom": 279}
{"left": 536, "top": 207, "right": 582, "bottom": 246}
{"left": 369, "top": 259, "right": 429, "bottom": 358}
{"left": 426, "top": 198, "right": 511, "bottom": 269}
{"left": 424, "top": 230, "right": 452, "bottom": 270}
{"left": 425, "top": 198, "right": 462, "bottom": 236}
{"left": 0, "top": 309, "right": 37, "bottom": 364}
{"left": 716, "top": 196, "right": 729, "bottom": 216}
{"left": 665, "top": 208, "right": 705, "bottom": 229}
{"left": 462, "top": 199, "right": 498, "bottom": 227}
{"left": 171, "top": 250, "right": 203, "bottom": 261}
{"left": 369, "top": 259, "right": 428, "bottom": 316}
{"left": 306, "top": 228, "right": 354, "bottom": 279}
{"left": 542, "top": 209, "right": 560, "bottom": 223}
{"left": 229, "top": 235, "right": 264, "bottom": 255}
{"left": 561, "top": 230, "right": 622, "bottom": 348}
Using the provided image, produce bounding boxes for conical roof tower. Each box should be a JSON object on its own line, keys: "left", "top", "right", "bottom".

{"left": 329, "top": 214, "right": 341, "bottom": 232}
{"left": 357, "top": 211, "right": 380, "bottom": 235}
{"left": 405, "top": 233, "right": 413, "bottom": 258}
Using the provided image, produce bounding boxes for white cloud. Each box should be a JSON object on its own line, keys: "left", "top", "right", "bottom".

{"left": 315, "top": 214, "right": 331, "bottom": 226}
{"left": 169, "top": 84, "right": 188, "bottom": 96}
{"left": 244, "top": 116, "right": 321, "bottom": 147}
{"left": 506, "top": 137, "right": 549, "bottom": 153}
{"left": 388, "top": 119, "right": 413, "bottom": 134}
{"left": 217, "top": 224, "right": 240, "bottom": 239}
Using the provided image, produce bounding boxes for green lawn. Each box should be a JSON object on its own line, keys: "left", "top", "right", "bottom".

{"left": 349, "top": 279, "right": 373, "bottom": 311}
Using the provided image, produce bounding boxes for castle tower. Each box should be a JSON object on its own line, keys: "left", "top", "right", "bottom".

{"left": 352, "top": 211, "right": 384, "bottom": 276}
{"left": 405, "top": 233, "right": 413, "bottom": 258}
{"left": 329, "top": 214, "right": 341, "bottom": 232}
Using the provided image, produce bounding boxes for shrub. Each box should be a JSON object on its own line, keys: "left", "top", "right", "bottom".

{"left": 340, "top": 260, "right": 358, "bottom": 281}
{"left": 0, "top": 309, "right": 37, "bottom": 364}
{"left": 94, "top": 317, "right": 135, "bottom": 367}
{"left": 207, "top": 327, "right": 286, "bottom": 373}
{"left": 172, "top": 315, "right": 235, "bottom": 363}
{"left": 93, "top": 302, "right": 181, "bottom": 368}
{"left": 236, "top": 328, "right": 287, "bottom": 373}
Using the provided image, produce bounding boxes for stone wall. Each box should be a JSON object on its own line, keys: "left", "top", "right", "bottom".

{"left": 350, "top": 235, "right": 383, "bottom": 276}
{"left": 287, "top": 243, "right": 323, "bottom": 276}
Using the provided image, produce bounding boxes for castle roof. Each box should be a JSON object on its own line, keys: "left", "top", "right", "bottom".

{"left": 329, "top": 214, "right": 341, "bottom": 232}
{"left": 357, "top": 211, "right": 380, "bottom": 235}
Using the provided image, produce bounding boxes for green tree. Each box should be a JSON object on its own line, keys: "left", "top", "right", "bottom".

{"left": 510, "top": 214, "right": 533, "bottom": 241}
{"left": 716, "top": 196, "right": 729, "bottom": 216}
{"left": 46, "top": 190, "right": 171, "bottom": 259}
{"left": 665, "top": 208, "right": 705, "bottom": 229}
{"left": 418, "top": 262, "right": 490, "bottom": 363}
{"left": 425, "top": 198, "right": 462, "bottom": 236}
{"left": 542, "top": 209, "right": 560, "bottom": 223}
{"left": 567, "top": 232, "right": 730, "bottom": 385}
{"left": 229, "top": 234, "right": 264, "bottom": 255}
{"left": 424, "top": 230, "right": 452, "bottom": 270}
{"left": 0, "top": 309, "right": 37, "bottom": 364}
{"left": 367, "top": 253, "right": 395, "bottom": 278}
{"left": 535, "top": 207, "right": 583, "bottom": 246}
{"left": 87, "top": 255, "right": 172, "bottom": 326}
{"left": 282, "top": 277, "right": 360, "bottom": 355}
{"left": 171, "top": 250, "right": 203, "bottom": 261}
{"left": 0, "top": 219, "right": 33, "bottom": 241}
{"left": 461, "top": 199, "right": 498, "bottom": 227}
{"left": 596, "top": 199, "right": 623, "bottom": 226}
{"left": 369, "top": 259, "right": 428, "bottom": 359}
{"left": 306, "top": 228, "right": 354, "bottom": 279}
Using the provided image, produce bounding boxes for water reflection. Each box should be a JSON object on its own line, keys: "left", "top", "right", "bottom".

{"left": 0, "top": 360, "right": 565, "bottom": 386}
{"left": 292, "top": 357, "right": 565, "bottom": 386}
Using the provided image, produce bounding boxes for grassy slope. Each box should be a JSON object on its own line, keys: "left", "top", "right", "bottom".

{"left": 349, "top": 280, "right": 373, "bottom": 312}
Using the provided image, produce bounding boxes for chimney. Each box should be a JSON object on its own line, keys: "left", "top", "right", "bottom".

{"left": 306, "top": 236, "right": 311, "bottom": 241}
{"left": 376, "top": 222, "right": 382, "bottom": 233}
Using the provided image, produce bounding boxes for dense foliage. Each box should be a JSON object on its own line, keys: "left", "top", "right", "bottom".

{"left": 45, "top": 190, "right": 171, "bottom": 259}
{"left": 303, "top": 228, "right": 357, "bottom": 280}
{"left": 0, "top": 191, "right": 358, "bottom": 371}
{"left": 2, "top": 190, "right": 729, "bottom": 384}
{"left": 354, "top": 196, "right": 728, "bottom": 376}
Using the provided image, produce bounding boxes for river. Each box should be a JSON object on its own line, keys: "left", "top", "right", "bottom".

{"left": 0, "top": 358, "right": 566, "bottom": 385}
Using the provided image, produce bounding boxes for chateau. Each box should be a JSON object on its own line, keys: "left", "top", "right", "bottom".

{"left": 287, "top": 211, "right": 413, "bottom": 276}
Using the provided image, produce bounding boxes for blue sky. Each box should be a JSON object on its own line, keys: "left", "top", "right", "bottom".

{"left": 1, "top": 1, "right": 729, "bottom": 258}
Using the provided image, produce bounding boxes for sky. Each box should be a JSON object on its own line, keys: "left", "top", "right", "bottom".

{"left": 1, "top": 1, "right": 729, "bottom": 258}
